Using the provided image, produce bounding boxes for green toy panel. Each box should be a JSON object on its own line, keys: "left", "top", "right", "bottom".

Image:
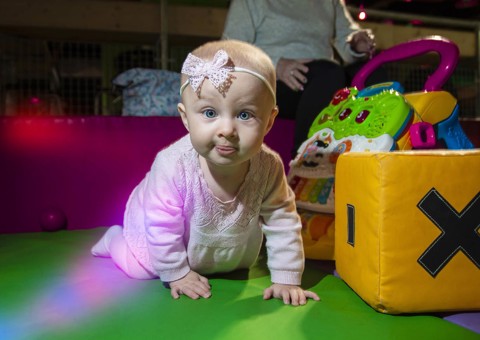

{"left": 309, "top": 83, "right": 413, "bottom": 141}
{"left": 0, "top": 228, "right": 478, "bottom": 340}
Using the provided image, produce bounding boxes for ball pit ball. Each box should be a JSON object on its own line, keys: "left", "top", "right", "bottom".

{"left": 40, "top": 208, "right": 67, "bottom": 231}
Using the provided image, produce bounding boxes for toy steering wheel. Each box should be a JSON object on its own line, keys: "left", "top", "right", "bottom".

{"left": 351, "top": 36, "right": 459, "bottom": 92}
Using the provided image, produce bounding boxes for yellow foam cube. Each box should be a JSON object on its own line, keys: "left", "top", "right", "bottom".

{"left": 335, "top": 150, "right": 480, "bottom": 314}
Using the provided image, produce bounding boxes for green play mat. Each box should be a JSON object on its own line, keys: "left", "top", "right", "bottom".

{"left": 1, "top": 228, "right": 478, "bottom": 340}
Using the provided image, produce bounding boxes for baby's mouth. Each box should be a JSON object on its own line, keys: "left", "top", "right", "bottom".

{"left": 215, "top": 144, "right": 237, "bottom": 156}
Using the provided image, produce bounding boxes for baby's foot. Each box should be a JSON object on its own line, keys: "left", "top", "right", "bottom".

{"left": 91, "top": 225, "right": 123, "bottom": 257}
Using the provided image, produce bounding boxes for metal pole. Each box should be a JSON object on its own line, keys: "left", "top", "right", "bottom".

{"left": 476, "top": 24, "right": 480, "bottom": 117}
{"left": 160, "top": 0, "right": 168, "bottom": 70}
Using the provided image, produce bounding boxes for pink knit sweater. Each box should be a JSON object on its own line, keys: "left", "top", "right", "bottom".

{"left": 123, "top": 135, "right": 304, "bottom": 285}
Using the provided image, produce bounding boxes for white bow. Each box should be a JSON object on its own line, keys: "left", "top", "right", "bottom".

{"left": 181, "top": 50, "right": 234, "bottom": 94}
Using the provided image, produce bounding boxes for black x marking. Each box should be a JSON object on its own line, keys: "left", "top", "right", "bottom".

{"left": 417, "top": 188, "right": 480, "bottom": 277}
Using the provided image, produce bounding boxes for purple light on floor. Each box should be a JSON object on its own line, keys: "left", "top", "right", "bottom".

{"left": 31, "top": 257, "right": 139, "bottom": 326}
{"left": 443, "top": 312, "right": 480, "bottom": 334}
{"left": 0, "top": 256, "right": 141, "bottom": 338}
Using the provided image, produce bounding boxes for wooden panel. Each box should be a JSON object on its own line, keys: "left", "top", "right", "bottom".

{"left": 0, "top": 0, "right": 162, "bottom": 34}
{"left": 0, "top": 0, "right": 163, "bottom": 43}
{"left": 167, "top": 5, "right": 227, "bottom": 38}
{"left": 0, "top": 0, "right": 475, "bottom": 57}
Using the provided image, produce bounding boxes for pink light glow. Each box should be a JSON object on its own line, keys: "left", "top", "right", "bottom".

{"left": 410, "top": 19, "right": 423, "bottom": 25}
{"left": 0, "top": 255, "right": 141, "bottom": 339}
{"left": 358, "top": 5, "right": 367, "bottom": 21}
{"left": 455, "top": 0, "right": 479, "bottom": 9}
{"left": 30, "top": 97, "right": 41, "bottom": 105}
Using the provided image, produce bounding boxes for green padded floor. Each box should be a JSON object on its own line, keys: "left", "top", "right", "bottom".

{"left": 1, "top": 228, "right": 478, "bottom": 340}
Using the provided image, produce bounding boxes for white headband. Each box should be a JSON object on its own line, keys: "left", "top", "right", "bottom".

{"left": 179, "top": 49, "right": 276, "bottom": 102}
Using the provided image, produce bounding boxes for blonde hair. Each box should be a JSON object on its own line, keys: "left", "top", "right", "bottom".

{"left": 181, "top": 39, "right": 276, "bottom": 94}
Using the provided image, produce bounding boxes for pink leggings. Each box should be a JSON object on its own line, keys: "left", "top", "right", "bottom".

{"left": 95, "top": 226, "right": 157, "bottom": 280}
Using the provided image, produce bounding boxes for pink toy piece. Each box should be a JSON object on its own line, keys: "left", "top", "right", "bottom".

{"left": 410, "top": 122, "right": 436, "bottom": 149}
{"left": 352, "top": 36, "right": 459, "bottom": 91}
{"left": 40, "top": 207, "right": 67, "bottom": 232}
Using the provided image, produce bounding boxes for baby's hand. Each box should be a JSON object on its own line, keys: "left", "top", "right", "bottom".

{"left": 169, "top": 271, "right": 211, "bottom": 300}
{"left": 263, "top": 283, "right": 320, "bottom": 306}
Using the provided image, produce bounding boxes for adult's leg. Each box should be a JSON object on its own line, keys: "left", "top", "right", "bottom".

{"left": 293, "top": 60, "right": 346, "bottom": 154}
{"left": 276, "top": 80, "right": 302, "bottom": 120}
{"left": 345, "top": 61, "right": 389, "bottom": 87}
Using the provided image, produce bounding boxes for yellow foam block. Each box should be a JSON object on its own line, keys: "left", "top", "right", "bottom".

{"left": 335, "top": 150, "right": 480, "bottom": 314}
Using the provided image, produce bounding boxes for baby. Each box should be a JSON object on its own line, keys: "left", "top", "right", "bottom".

{"left": 92, "top": 39, "right": 320, "bottom": 306}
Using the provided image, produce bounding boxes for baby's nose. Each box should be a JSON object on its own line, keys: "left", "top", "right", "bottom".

{"left": 218, "top": 117, "right": 237, "bottom": 137}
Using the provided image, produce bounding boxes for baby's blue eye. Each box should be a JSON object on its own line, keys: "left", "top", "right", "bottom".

{"left": 203, "top": 109, "right": 217, "bottom": 118}
{"left": 238, "top": 111, "right": 252, "bottom": 120}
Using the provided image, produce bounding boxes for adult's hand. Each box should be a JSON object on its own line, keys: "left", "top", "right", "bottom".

{"left": 276, "top": 58, "right": 313, "bottom": 91}
{"left": 349, "top": 30, "right": 376, "bottom": 59}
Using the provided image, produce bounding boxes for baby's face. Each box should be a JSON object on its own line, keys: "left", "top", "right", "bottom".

{"left": 179, "top": 73, "right": 277, "bottom": 169}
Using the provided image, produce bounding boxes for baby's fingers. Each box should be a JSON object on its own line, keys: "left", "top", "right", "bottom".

{"left": 263, "top": 287, "right": 274, "bottom": 300}
{"left": 304, "top": 290, "right": 321, "bottom": 301}
{"left": 180, "top": 286, "right": 201, "bottom": 300}
{"left": 199, "top": 275, "right": 211, "bottom": 288}
{"left": 172, "top": 286, "right": 205, "bottom": 300}
{"left": 189, "top": 281, "right": 212, "bottom": 299}
{"left": 285, "top": 289, "right": 299, "bottom": 305}
{"left": 170, "top": 286, "right": 182, "bottom": 300}
{"left": 170, "top": 283, "right": 211, "bottom": 300}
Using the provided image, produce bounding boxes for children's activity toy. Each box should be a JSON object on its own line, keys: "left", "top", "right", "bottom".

{"left": 289, "top": 35, "right": 479, "bottom": 314}
{"left": 288, "top": 36, "right": 476, "bottom": 265}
